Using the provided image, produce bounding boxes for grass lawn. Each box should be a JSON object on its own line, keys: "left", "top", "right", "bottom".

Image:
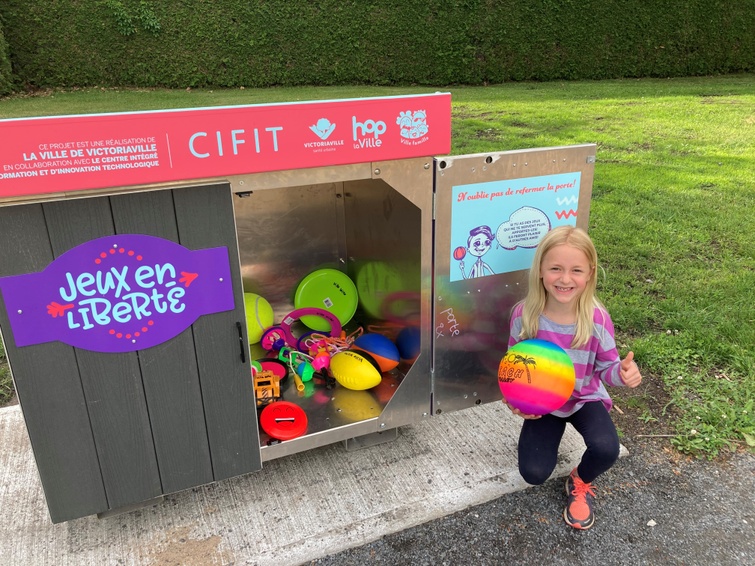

{"left": 1, "top": 75, "right": 753, "bottom": 458}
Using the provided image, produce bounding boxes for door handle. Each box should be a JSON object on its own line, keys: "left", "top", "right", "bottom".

{"left": 236, "top": 321, "right": 246, "bottom": 363}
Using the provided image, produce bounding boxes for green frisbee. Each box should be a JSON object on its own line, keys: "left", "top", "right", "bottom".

{"left": 294, "top": 268, "right": 358, "bottom": 331}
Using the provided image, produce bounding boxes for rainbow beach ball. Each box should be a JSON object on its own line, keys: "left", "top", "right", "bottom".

{"left": 498, "top": 339, "right": 575, "bottom": 415}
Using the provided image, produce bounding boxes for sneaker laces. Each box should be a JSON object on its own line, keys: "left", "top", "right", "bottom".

{"left": 571, "top": 476, "right": 596, "bottom": 499}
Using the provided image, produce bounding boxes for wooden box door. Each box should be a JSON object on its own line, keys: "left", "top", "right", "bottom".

{"left": 0, "top": 183, "right": 260, "bottom": 523}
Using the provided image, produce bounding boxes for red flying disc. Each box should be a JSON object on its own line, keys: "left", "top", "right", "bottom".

{"left": 259, "top": 401, "right": 308, "bottom": 440}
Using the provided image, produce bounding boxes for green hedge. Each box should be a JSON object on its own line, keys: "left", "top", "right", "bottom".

{"left": 0, "top": 13, "right": 13, "bottom": 95}
{"left": 1, "top": 0, "right": 753, "bottom": 91}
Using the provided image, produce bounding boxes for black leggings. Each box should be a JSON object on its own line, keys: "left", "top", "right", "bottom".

{"left": 518, "top": 401, "right": 620, "bottom": 485}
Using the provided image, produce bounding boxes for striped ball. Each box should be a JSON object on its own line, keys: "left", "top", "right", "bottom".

{"left": 498, "top": 339, "right": 575, "bottom": 415}
{"left": 351, "top": 333, "right": 400, "bottom": 372}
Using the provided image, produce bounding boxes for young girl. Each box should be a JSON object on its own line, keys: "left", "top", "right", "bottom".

{"left": 507, "top": 225, "right": 641, "bottom": 530}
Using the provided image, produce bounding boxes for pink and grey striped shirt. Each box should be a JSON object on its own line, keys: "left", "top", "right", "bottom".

{"left": 508, "top": 302, "right": 625, "bottom": 417}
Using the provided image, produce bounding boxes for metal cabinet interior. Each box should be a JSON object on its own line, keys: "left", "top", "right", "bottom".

{"left": 227, "top": 157, "right": 435, "bottom": 461}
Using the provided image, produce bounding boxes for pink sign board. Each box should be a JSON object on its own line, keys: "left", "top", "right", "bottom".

{"left": 0, "top": 93, "right": 451, "bottom": 199}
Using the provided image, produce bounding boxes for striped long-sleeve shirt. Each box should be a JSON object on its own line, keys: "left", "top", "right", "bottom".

{"left": 508, "top": 302, "right": 625, "bottom": 417}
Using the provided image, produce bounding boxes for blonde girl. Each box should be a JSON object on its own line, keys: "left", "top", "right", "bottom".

{"left": 507, "top": 225, "right": 641, "bottom": 530}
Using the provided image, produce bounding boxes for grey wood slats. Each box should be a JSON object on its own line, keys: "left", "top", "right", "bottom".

{"left": 109, "top": 189, "right": 214, "bottom": 494}
{"left": 173, "top": 185, "right": 260, "bottom": 480}
{"left": 0, "top": 204, "right": 108, "bottom": 523}
{"left": 42, "top": 196, "right": 164, "bottom": 511}
{"left": 0, "top": 183, "right": 261, "bottom": 522}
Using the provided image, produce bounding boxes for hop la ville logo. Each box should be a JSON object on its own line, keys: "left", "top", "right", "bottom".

{"left": 352, "top": 115, "right": 387, "bottom": 149}
{"left": 0, "top": 234, "right": 235, "bottom": 353}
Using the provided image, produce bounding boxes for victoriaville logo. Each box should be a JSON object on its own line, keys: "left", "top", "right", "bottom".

{"left": 304, "top": 117, "right": 344, "bottom": 151}
{"left": 397, "top": 109, "right": 429, "bottom": 145}
{"left": 0, "top": 234, "right": 235, "bottom": 353}
{"left": 352, "top": 115, "right": 387, "bottom": 149}
{"left": 309, "top": 118, "right": 336, "bottom": 140}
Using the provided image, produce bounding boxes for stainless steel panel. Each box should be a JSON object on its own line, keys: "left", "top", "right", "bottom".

{"left": 234, "top": 182, "right": 344, "bottom": 312}
{"left": 432, "top": 145, "right": 597, "bottom": 414}
{"left": 343, "top": 157, "right": 435, "bottom": 431}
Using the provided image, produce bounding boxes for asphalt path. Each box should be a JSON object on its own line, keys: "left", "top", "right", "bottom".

{"left": 309, "top": 445, "right": 755, "bottom": 566}
{"left": 1, "top": 396, "right": 752, "bottom": 565}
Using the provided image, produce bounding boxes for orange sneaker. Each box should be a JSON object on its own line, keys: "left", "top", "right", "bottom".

{"left": 563, "top": 468, "right": 596, "bottom": 530}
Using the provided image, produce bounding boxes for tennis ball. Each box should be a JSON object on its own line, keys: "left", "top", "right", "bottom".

{"left": 244, "top": 293, "right": 275, "bottom": 344}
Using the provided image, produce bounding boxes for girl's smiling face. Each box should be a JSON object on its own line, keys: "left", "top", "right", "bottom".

{"left": 540, "top": 243, "right": 594, "bottom": 310}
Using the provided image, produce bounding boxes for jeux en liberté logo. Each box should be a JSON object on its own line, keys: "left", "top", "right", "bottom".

{"left": 0, "top": 234, "right": 235, "bottom": 353}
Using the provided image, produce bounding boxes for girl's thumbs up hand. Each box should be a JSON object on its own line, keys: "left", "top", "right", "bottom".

{"left": 620, "top": 351, "right": 642, "bottom": 388}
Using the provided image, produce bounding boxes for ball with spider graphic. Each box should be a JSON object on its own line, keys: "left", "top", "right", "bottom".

{"left": 498, "top": 339, "right": 575, "bottom": 415}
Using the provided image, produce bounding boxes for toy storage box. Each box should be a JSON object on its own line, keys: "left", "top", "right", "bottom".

{"left": 0, "top": 95, "right": 596, "bottom": 523}
{"left": 231, "top": 157, "right": 436, "bottom": 459}
{"left": 0, "top": 158, "right": 435, "bottom": 523}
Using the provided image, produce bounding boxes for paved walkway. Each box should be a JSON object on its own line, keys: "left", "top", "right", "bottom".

{"left": 0, "top": 402, "right": 604, "bottom": 565}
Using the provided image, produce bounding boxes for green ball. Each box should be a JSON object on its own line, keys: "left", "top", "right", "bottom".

{"left": 244, "top": 293, "right": 275, "bottom": 344}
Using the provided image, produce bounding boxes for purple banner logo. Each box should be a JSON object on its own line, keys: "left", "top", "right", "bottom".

{"left": 0, "top": 234, "right": 235, "bottom": 353}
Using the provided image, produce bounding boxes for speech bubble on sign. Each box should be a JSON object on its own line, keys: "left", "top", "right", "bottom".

{"left": 496, "top": 206, "right": 551, "bottom": 250}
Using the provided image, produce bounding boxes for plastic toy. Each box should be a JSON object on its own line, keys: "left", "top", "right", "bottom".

{"left": 256, "top": 359, "right": 289, "bottom": 382}
{"left": 329, "top": 350, "right": 382, "bottom": 391}
{"left": 260, "top": 326, "right": 288, "bottom": 352}
{"left": 294, "top": 268, "right": 358, "bottom": 330}
{"left": 277, "top": 347, "right": 315, "bottom": 392}
{"left": 310, "top": 347, "right": 332, "bottom": 371}
{"left": 395, "top": 326, "right": 421, "bottom": 361}
{"left": 497, "top": 339, "right": 576, "bottom": 415}
{"left": 253, "top": 370, "right": 281, "bottom": 407}
{"left": 260, "top": 307, "right": 342, "bottom": 352}
{"left": 298, "top": 327, "right": 363, "bottom": 356}
{"left": 351, "top": 333, "right": 400, "bottom": 372}
{"left": 295, "top": 358, "right": 315, "bottom": 383}
{"left": 259, "top": 401, "right": 308, "bottom": 440}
